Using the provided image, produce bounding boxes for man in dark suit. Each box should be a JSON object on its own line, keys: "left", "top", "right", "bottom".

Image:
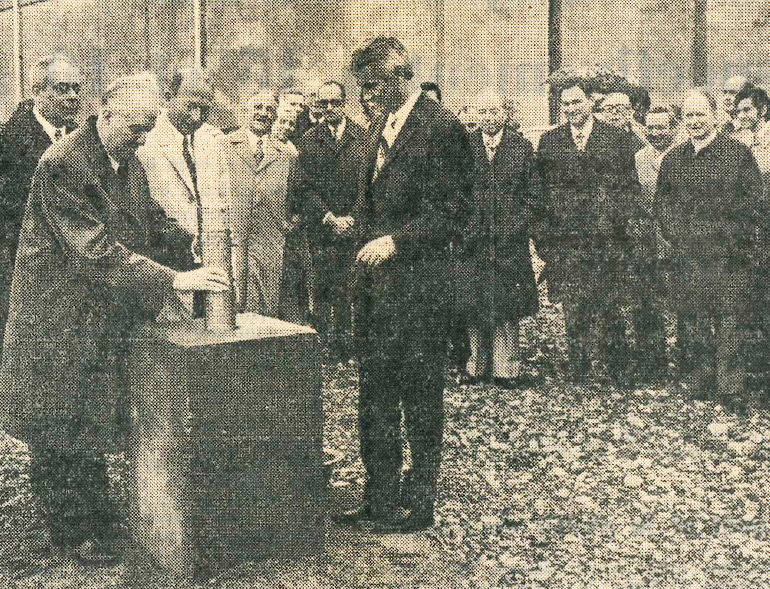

{"left": 292, "top": 81, "right": 365, "bottom": 360}
{"left": 456, "top": 92, "right": 541, "bottom": 387}
{"left": 538, "top": 77, "right": 640, "bottom": 385}
{"left": 0, "top": 54, "right": 82, "bottom": 349}
{"left": 334, "top": 37, "right": 473, "bottom": 533}
{"left": 655, "top": 89, "right": 763, "bottom": 406}
{"left": 0, "top": 73, "right": 229, "bottom": 563}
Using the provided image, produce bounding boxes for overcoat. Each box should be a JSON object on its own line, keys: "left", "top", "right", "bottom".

{"left": 654, "top": 133, "right": 763, "bottom": 312}
{"left": 536, "top": 119, "right": 640, "bottom": 304}
{"left": 221, "top": 129, "right": 296, "bottom": 317}
{"left": 455, "top": 128, "right": 540, "bottom": 323}
{"left": 0, "top": 118, "right": 181, "bottom": 453}
{"left": 292, "top": 119, "right": 365, "bottom": 302}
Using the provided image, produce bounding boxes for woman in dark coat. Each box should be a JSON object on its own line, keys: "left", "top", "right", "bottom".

{"left": 456, "top": 95, "right": 542, "bottom": 385}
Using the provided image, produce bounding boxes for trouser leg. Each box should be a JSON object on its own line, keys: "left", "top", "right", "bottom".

{"left": 492, "top": 320, "right": 521, "bottom": 379}
{"left": 600, "top": 302, "right": 632, "bottom": 384}
{"left": 716, "top": 311, "right": 745, "bottom": 407}
{"left": 466, "top": 325, "right": 481, "bottom": 378}
{"left": 563, "top": 300, "right": 591, "bottom": 381}
{"left": 358, "top": 356, "right": 403, "bottom": 513}
{"left": 29, "top": 447, "right": 118, "bottom": 548}
{"left": 677, "top": 311, "right": 716, "bottom": 398}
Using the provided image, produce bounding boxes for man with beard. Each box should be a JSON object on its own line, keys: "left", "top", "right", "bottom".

{"left": 335, "top": 36, "right": 473, "bottom": 533}
{"left": 538, "top": 77, "right": 640, "bottom": 386}
{"left": 223, "top": 89, "right": 299, "bottom": 318}
{"left": 292, "top": 81, "right": 364, "bottom": 360}
{"left": 0, "top": 54, "right": 82, "bottom": 351}
{"left": 0, "top": 73, "right": 229, "bottom": 564}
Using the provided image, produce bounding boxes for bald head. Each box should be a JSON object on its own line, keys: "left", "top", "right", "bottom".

{"left": 722, "top": 75, "right": 752, "bottom": 116}
{"left": 246, "top": 89, "right": 278, "bottom": 136}
{"left": 167, "top": 67, "right": 214, "bottom": 136}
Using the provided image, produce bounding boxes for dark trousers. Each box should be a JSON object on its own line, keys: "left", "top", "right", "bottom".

{"left": 562, "top": 297, "right": 630, "bottom": 383}
{"left": 628, "top": 268, "right": 667, "bottom": 381}
{"left": 356, "top": 297, "right": 447, "bottom": 517}
{"left": 677, "top": 310, "right": 744, "bottom": 403}
{"left": 29, "top": 446, "right": 119, "bottom": 548}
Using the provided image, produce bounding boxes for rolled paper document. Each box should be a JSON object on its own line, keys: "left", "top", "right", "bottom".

{"left": 200, "top": 203, "right": 236, "bottom": 331}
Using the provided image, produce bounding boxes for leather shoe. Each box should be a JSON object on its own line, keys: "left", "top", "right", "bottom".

{"left": 68, "top": 539, "right": 120, "bottom": 567}
{"left": 371, "top": 507, "right": 434, "bottom": 534}
{"left": 333, "top": 504, "right": 375, "bottom": 527}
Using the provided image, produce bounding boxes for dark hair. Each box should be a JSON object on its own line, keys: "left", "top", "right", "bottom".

{"left": 351, "top": 36, "right": 413, "bottom": 80}
{"left": 557, "top": 76, "right": 591, "bottom": 99}
{"left": 734, "top": 86, "right": 770, "bottom": 119}
{"left": 320, "top": 80, "right": 346, "bottom": 101}
{"left": 645, "top": 105, "right": 676, "bottom": 127}
{"left": 168, "top": 67, "right": 212, "bottom": 98}
{"left": 421, "top": 81, "right": 442, "bottom": 102}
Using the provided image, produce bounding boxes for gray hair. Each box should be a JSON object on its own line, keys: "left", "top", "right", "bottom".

{"left": 683, "top": 87, "right": 718, "bottom": 114}
{"left": 101, "top": 72, "right": 161, "bottom": 111}
{"left": 28, "top": 54, "right": 77, "bottom": 95}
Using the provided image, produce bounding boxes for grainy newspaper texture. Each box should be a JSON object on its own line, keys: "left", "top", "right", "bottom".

{"left": 0, "top": 1, "right": 768, "bottom": 588}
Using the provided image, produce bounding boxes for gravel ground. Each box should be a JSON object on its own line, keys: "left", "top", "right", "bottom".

{"left": 0, "top": 300, "right": 770, "bottom": 587}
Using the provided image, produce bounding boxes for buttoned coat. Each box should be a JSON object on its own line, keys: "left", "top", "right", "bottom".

{"left": 354, "top": 94, "right": 474, "bottom": 352}
{"left": 537, "top": 119, "right": 640, "bottom": 303}
{"left": 654, "top": 133, "right": 763, "bottom": 312}
{"left": 0, "top": 118, "right": 183, "bottom": 454}
{"left": 222, "top": 129, "right": 297, "bottom": 316}
{"left": 455, "top": 128, "right": 541, "bottom": 323}
{"left": 292, "top": 119, "right": 365, "bottom": 301}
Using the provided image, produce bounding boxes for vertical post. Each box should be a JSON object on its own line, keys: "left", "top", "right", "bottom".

{"left": 692, "top": 0, "right": 708, "bottom": 85}
{"left": 434, "top": 0, "right": 445, "bottom": 91}
{"left": 547, "top": 0, "right": 563, "bottom": 124}
{"left": 193, "top": 0, "right": 207, "bottom": 68}
{"left": 143, "top": 0, "right": 152, "bottom": 70}
{"left": 12, "top": 0, "right": 23, "bottom": 103}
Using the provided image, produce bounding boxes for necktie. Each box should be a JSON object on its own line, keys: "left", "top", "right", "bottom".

{"left": 253, "top": 135, "right": 264, "bottom": 165}
{"left": 183, "top": 134, "right": 205, "bottom": 317}
{"left": 374, "top": 135, "right": 389, "bottom": 179}
{"left": 574, "top": 132, "right": 585, "bottom": 151}
{"left": 54, "top": 128, "right": 63, "bottom": 142}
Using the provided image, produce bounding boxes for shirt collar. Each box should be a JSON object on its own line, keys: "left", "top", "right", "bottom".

{"left": 384, "top": 91, "right": 421, "bottom": 142}
{"left": 245, "top": 127, "right": 267, "bottom": 151}
{"left": 483, "top": 127, "right": 505, "bottom": 149}
{"left": 32, "top": 104, "right": 66, "bottom": 142}
{"left": 691, "top": 130, "right": 718, "bottom": 154}
{"left": 328, "top": 116, "right": 347, "bottom": 140}
{"left": 570, "top": 115, "right": 594, "bottom": 141}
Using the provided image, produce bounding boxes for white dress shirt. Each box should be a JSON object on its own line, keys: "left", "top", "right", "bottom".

{"left": 483, "top": 127, "right": 505, "bottom": 161}
{"left": 246, "top": 128, "right": 267, "bottom": 154}
{"left": 570, "top": 116, "right": 595, "bottom": 151}
{"left": 328, "top": 116, "right": 347, "bottom": 142}
{"left": 691, "top": 130, "right": 718, "bottom": 154}
{"left": 32, "top": 105, "right": 67, "bottom": 143}
{"left": 375, "top": 91, "right": 422, "bottom": 173}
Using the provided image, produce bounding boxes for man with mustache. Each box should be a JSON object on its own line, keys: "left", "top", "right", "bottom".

{"left": 0, "top": 54, "right": 82, "bottom": 353}
{"left": 0, "top": 73, "right": 229, "bottom": 565}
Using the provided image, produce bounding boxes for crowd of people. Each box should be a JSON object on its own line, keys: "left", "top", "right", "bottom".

{"left": 0, "top": 35, "right": 767, "bottom": 563}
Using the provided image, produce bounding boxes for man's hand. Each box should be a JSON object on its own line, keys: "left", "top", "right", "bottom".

{"left": 356, "top": 235, "right": 396, "bottom": 267}
{"left": 173, "top": 267, "right": 231, "bottom": 292}
{"left": 326, "top": 213, "right": 355, "bottom": 236}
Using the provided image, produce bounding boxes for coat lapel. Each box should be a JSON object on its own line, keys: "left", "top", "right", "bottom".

{"left": 230, "top": 129, "right": 263, "bottom": 177}
{"left": 377, "top": 96, "right": 435, "bottom": 177}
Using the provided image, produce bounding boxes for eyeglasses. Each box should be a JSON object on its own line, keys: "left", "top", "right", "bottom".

{"left": 317, "top": 99, "right": 343, "bottom": 108}
{"left": 602, "top": 104, "right": 631, "bottom": 114}
{"left": 51, "top": 82, "right": 81, "bottom": 95}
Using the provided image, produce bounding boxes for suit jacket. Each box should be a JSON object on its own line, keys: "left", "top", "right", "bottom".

{"left": 222, "top": 128, "right": 297, "bottom": 316}
{"left": 292, "top": 118, "right": 365, "bottom": 297}
{"left": 354, "top": 94, "right": 473, "bottom": 343}
{"left": 654, "top": 133, "right": 763, "bottom": 311}
{"left": 456, "top": 128, "right": 541, "bottom": 323}
{"left": 0, "top": 117, "right": 182, "bottom": 454}
{"left": 138, "top": 111, "right": 230, "bottom": 251}
{"left": 537, "top": 118, "right": 640, "bottom": 301}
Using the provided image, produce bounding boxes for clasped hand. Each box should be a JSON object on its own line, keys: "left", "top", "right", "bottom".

{"left": 173, "top": 267, "right": 231, "bottom": 292}
{"left": 327, "top": 213, "right": 355, "bottom": 236}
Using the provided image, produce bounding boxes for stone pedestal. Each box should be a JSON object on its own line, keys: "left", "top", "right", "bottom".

{"left": 127, "top": 313, "right": 325, "bottom": 579}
